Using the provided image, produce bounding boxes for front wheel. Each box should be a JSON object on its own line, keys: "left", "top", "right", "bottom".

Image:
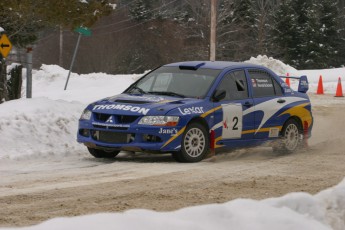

{"left": 87, "top": 148, "right": 120, "bottom": 158}
{"left": 273, "top": 119, "right": 302, "bottom": 153}
{"left": 174, "top": 123, "right": 209, "bottom": 163}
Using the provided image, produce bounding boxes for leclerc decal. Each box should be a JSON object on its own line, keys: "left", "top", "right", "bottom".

{"left": 93, "top": 104, "right": 150, "bottom": 115}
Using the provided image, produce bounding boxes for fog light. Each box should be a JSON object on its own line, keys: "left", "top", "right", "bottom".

{"left": 80, "top": 129, "right": 90, "bottom": 137}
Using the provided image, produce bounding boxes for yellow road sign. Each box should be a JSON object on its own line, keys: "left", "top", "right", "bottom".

{"left": 0, "top": 34, "right": 12, "bottom": 58}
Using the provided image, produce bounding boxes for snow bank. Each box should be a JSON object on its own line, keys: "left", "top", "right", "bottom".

{"left": 3, "top": 178, "right": 345, "bottom": 230}
{"left": 247, "top": 55, "right": 345, "bottom": 94}
{"left": 0, "top": 65, "right": 142, "bottom": 159}
{"left": 0, "top": 98, "right": 85, "bottom": 160}
{"left": 29, "top": 64, "right": 140, "bottom": 103}
{"left": 246, "top": 55, "right": 298, "bottom": 76}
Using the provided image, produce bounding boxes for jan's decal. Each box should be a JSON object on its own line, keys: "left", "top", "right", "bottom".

{"left": 158, "top": 128, "right": 178, "bottom": 136}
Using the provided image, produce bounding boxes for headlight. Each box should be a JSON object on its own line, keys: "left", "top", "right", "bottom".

{"left": 138, "top": 116, "right": 179, "bottom": 126}
{"left": 80, "top": 109, "right": 92, "bottom": 120}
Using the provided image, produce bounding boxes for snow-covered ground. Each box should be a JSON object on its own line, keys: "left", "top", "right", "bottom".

{"left": 1, "top": 56, "right": 345, "bottom": 229}
{"left": 1, "top": 177, "right": 344, "bottom": 230}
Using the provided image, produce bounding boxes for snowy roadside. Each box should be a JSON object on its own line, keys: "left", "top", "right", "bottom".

{"left": 1, "top": 178, "right": 344, "bottom": 230}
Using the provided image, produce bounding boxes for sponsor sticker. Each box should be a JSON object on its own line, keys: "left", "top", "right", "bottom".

{"left": 254, "top": 78, "right": 273, "bottom": 88}
{"left": 251, "top": 79, "right": 257, "bottom": 87}
{"left": 93, "top": 104, "right": 150, "bottom": 115}
{"left": 268, "top": 128, "right": 279, "bottom": 137}
{"left": 178, "top": 107, "right": 204, "bottom": 115}
{"left": 300, "top": 80, "right": 308, "bottom": 86}
{"left": 158, "top": 128, "right": 178, "bottom": 136}
{"left": 221, "top": 104, "right": 243, "bottom": 139}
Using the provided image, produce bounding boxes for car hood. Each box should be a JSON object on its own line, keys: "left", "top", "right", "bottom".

{"left": 90, "top": 94, "right": 203, "bottom": 116}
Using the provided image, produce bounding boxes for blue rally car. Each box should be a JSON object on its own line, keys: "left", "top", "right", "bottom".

{"left": 77, "top": 61, "right": 313, "bottom": 162}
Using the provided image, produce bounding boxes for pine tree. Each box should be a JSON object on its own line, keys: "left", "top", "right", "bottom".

{"left": 217, "top": 0, "right": 257, "bottom": 61}
{"left": 297, "top": 0, "right": 321, "bottom": 69}
{"left": 270, "top": 0, "right": 293, "bottom": 60}
{"left": 271, "top": 0, "right": 345, "bottom": 68}
{"left": 0, "top": 0, "right": 113, "bottom": 47}
{"left": 129, "top": 0, "right": 153, "bottom": 21}
{"left": 317, "top": 0, "right": 345, "bottom": 67}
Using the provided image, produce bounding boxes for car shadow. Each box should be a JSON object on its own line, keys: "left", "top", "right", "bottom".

{"left": 84, "top": 152, "right": 176, "bottom": 164}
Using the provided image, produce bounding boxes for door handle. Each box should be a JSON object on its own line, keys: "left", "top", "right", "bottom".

{"left": 277, "top": 99, "right": 286, "bottom": 104}
{"left": 244, "top": 101, "right": 253, "bottom": 107}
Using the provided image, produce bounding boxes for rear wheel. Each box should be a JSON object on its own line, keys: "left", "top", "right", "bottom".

{"left": 174, "top": 122, "right": 209, "bottom": 163}
{"left": 273, "top": 119, "right": 302, "bottom": 153}
{"left": 87, "top": 148, "right": 120, "bottom": 158}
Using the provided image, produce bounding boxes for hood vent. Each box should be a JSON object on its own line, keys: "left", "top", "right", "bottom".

{"left": 114, "top": 99, "right": 150, "bottom": 104}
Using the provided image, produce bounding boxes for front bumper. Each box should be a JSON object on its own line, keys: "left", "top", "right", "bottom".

{"left": 77, "top": 119, "right": 183, "bottom": 152}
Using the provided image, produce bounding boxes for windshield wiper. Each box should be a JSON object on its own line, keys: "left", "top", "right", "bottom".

{"left": 129, "top": 86, "right": 146, "bottom": 94}
{"left": 148, "top": 91, "right": 186, "bottom": 98}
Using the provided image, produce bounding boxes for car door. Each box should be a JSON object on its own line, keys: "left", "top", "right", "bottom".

{"left": 212, "top": 69, "right": 255, "bottom": 141}
{"left": 246, "top": 69, "right": 285, "bottom": 139}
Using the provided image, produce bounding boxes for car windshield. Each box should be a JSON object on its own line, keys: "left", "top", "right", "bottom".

{"left": 125, "top": 66, "right": 221, "bottom": 98}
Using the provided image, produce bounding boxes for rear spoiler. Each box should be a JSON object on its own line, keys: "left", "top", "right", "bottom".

{"left": 280, "top": 75, "right": 309, "bottom": 93}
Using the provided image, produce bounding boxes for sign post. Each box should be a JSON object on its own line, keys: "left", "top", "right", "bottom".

{"left": 64, "top": 27, "right": 91, "bottom": 90}
{"left": 26, "top": 47, "right": 33, "bottom": 98}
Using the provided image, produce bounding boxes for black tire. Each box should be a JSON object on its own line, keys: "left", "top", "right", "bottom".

{"left": 87, "top": 147, "right": 120, "bottom": 158}
{"left": 171, "top": 152, "right": 184, "bottom": 162}
{"left": 273, "top": 119, "right": 302, "bottom": 153}
{"left": 174, "top": 122, "right": 210, "bottom": 163}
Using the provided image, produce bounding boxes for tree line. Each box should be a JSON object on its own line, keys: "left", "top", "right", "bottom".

{"left": 2, "top": 0, "right": 345, "bottom": 76}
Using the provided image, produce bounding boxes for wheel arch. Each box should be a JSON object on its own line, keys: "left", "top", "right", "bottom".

{"left": 283, "top": 116, "right": 303, "bottom": 131}
{"left": 187, "top": 117, "right": 210, "bottom": 132}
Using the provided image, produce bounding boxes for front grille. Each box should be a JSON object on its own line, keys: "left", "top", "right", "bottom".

{"left": 92, "top": 131, "right": 133, "bottom": 144}
{"left": 118, "top": 115, "right": 138, "bottom": 123}
{"left": 94, "top": 113, "right": 111, "bottom": 122}
{"left": 93, "top": 113, "right": 139, "bottom": 124}
{"left": 93, "top": 125, "right": 128, "bottom": 130}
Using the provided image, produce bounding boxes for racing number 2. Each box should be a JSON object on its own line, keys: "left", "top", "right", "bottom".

{"left": 232, "top": 116, "right": 239, "bottom": 130}
{"left": 221, "top": 104, "right": 243, "bottom": 139}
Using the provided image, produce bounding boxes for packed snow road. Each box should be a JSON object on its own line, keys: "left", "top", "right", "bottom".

{"left": 1, "top": 99, "right": 345, "bottom": 227}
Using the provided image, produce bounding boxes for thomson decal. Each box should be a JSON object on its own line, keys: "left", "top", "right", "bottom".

{"left": 93, "top": 104, "right": 150, "bottom": 115}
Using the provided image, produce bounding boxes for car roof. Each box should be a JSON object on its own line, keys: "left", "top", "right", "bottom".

{"left": 164, "top": 61, "right": 264, "bottom": 70}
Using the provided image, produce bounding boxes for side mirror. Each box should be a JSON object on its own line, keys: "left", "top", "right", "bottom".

{"left": 213, "top": 89, "right": 226, "bottom": 102}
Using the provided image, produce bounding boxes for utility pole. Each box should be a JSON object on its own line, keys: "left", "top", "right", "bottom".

{"left": 210, "top": 0, "right": 217, "bottom": 61}
{"left": 59, "top": 26, "right": 63, "bottom": 67}
{"left": 26, "top": 47, "right": 33, "bottom": 98}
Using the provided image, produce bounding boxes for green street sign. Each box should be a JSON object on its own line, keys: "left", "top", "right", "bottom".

{"left": 74, "top": 27, "right": 91, "bottom": 36}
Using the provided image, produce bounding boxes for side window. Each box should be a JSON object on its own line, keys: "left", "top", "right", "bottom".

{"left": 273, "top": 78, "right": 283, "bottom": 96}
{"left": 248, "top": 70, "right": 277, "bottom": 97}
{"left": 216, "top": 70, "right": 248, "bottom": 101}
